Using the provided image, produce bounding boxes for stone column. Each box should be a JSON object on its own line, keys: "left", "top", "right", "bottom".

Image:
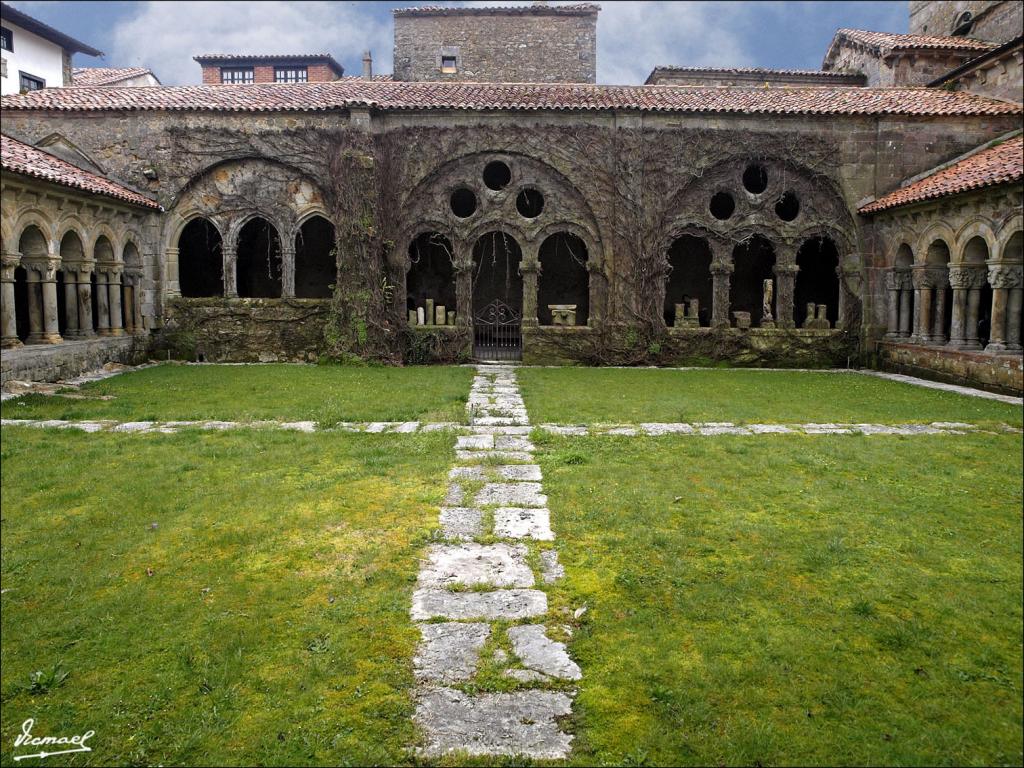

{"left": 40, "top": 260, "right": 62, "bottom": 344}
{"left": 773, "top": 263, "right": 798, "bottom": 329}
{"left": 930, "top": 269, "right": 949, "bottom": 345}
{"left": 710, "top": 259, "right": 734, "bottom": 328}
{"left": 123, "top": 277, "right": 135, "bottom": 334}
{"left": 25, "top": 267, "right": 44, "bottom": 343}
{"left": 984, "top": 263, "right": 1014, "bottom": 353}
{"left": 911, "top": 268, "right": 930, "bottom": 343}
{"left": 281, "top": 244, "right": 296, "bottom": 298}
{"left": 1006, "top": 272, "right": 1023, "bottom": 352}
{"left": 95, "top": 269, "right": 111, "bottom": 335}
{"left": 63, "top": 268, "right": 80, "bottom": 338}
{"left": 77, "top": 264, "right": 95, "bottom": 337}
{"left": 165, "top": 246, "right": 181, "bottom": 297}
{"left": 964, "top": 270, "right": 984, "bottom": 350}
{"left": 898, "top": 271, "right": 912, "bottom": 338}
{"left": 521, "top": 262, "right": 539, "bottom": 327}
{"left": 1, "top": 251, "right": 22, "bottom": 348}
{"left": 454, "top": 242, "right": 472, "bottom": 327}
{"left": 884, "top": 270, "right": 901, "bottom": 338}
{"left": 108, "top": 269, "right": 124, "bottom": 336}
{"left": 946, "top": 266, "right": 970, "bottom": 348}
{"left": 222, "top": 245, "right": 238, "bottom": 298}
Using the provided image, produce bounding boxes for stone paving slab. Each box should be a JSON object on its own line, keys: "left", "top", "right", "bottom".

{"left": 508, "top": 625, "right": 582, "bottom": 681}
{"left": 540, "top": 550, "right": 565, "bottom": 583}
{"left": 411, "top": 588, "right": 548, "bottom": 620}
{"left": 417, "top": 543, "right": 534, "bottom": 589}
{"left": 415, "top": 688, "right": 573, "bottom": 759}
{"left": 438, "top": 507, "right": 485, "bottom": 541}
{"left": 414, "top": 623, "right": 491, "bottom": 684}
{"left": 475, "top": 482, "right": 547, "bottom": 508}
{"left": 494, "top": 507, "right": 555, "bottom": 541}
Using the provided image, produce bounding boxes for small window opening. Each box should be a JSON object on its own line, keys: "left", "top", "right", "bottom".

{"left": 742, "top": 164, "right": 768, "bottom": 194}
{"left": 483, "top": 161, "right": 512, "bottom": 191}
{"left": 221, "top": 67, "right": 254, "bottom": 84}
{"left": 441, "top": 55, "right": 457, "bottom": 74}
{"left": 450, "top": 188, "right": 477, "bottom": 218}
{"left": 516, "top": 188, "right": 544, "bottom": 218}
{"left": 709, "top": 192, "right": 735, "bottom": 220}
{"left": 952, "top": 11, "right": 974, "bottom": 36}
{"left": 775, "top": 191, "right": 799, "bottom": 222}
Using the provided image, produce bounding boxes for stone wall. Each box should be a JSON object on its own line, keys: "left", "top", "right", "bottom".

{"left": 646, "top": 68, "right": 866, "bottom": 87}
{"left": 393, "top": 7, "right": 596, "bottom": 83}
{"left": 826, "top": 41, "right": 975, "bottom": 86}
{"left": 878, "top": 339, "right": 1023, "bottom": 393}
{"left": 159, "top": 298, "right": 331, "bottom": 363}
{"left": 523, "top": 326, "right": 857, "bottom": 368}
{"left": 910, "top": 0, "right": 1022, "bottom": 43}
{"left": 1, "top": 334, "right": 148, "bottom": 385}
{"left": 940, "top": 41, "right": 1024, "bottom": 103}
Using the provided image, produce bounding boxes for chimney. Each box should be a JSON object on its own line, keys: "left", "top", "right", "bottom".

{"left": 362, "top": 50, "right": 373, "bottom": 79}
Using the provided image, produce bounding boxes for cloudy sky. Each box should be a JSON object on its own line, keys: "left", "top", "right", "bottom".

{"left": 8, "top": 1, "right": 907, "bottom": 85}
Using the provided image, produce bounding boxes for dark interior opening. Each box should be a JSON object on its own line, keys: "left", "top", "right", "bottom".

{"left": 178, "top": 218, "right": 223, "bottom": 297}
{"left": 56, "top": 270, "right": 67, "bottom": 335}
{"left": 450, "top": 188, "right": 477, "bottom": 218}
{"left": 742, "top": 164, "right": 768, "bottom": 194}
{"left": 14, "top": 266, "right": 29, "bottom": 341}
{"left": 295, "top": 216, "right": 336, "bottom": 298}
{"left": 664, "top": 235, "right": 713, "bottom": 327}
{"left": 538, "top": 233, "right": 589, "bottom": 325}
{"left": 710, "top": 192, "right": 735, "bottom": 220}
{"left": 794, "top": 236, "right": 840, "bottom": 327}
{"left": 483, "top": 161, "right": 512, "bottom": 191}
{"left": 730, "top": 235, "right": 776, "bottom": 327}
{"left": 236, "top": 217, "right": 282, "bottom": 298}
{"left": 90, "top": 272, "right": 99, "bottom": 329}
{"left": 407, "top": 232, "right": 456, "bottom": 320}
{"left": 516, "top": 188, "right": 544, "bottom": 219}
{"left": 472, "top": 231, "right": 523, "bottom": 315}
{"left": 775, "top": 191, "right": 800, "bottom": 222}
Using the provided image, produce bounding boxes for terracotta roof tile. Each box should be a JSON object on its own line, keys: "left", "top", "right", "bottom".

{"left": 0, "top": 134, "right": 160, "bottom": 209}
{"left": 860, "top": 135, "right": 1023, "bottom": 214}
{"left": 649, "top": 66, "right": 861, "bottom": 78}
{"left": 833, "top": 28, "right": 996, "bottom": 55}
{"left": 2, "top": 80, "right": 1020, "bottom": 116}
{"left": 72, "top": 67, "right": 156, "bottom": 86}
{"left": 394, "top": 3, "right": 599, "bottom": 16}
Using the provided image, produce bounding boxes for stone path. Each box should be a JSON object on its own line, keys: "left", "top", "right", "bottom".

{"left": 411, "top": 364, "right": 579, "bottom": 760}
{"left": 856, "top": 370, "right": 1023, "bottom": 405}
{"left": 3, "top": 417, "right": 1019, "bottom": 436}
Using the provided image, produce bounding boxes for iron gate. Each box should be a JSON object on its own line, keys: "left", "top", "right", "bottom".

{"left": 473, "top": 299, "right": 522, "bottom": 361}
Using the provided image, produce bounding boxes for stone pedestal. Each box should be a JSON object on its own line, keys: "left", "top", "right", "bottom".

{"left": 773, "top": 264, "right": 798, "bottom": 329}
{"left": 710, "top": 260, "right": 733, "bottom": 329}
{"left": 548, "top": 304, "right": 577, "bottom": 326}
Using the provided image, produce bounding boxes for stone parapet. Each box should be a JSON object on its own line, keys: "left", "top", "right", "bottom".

{"left": 877, "top": 340, "right": 1023, "bottom": 395}
{"left": 1, "top": 335, "right": 148, "bottom": 386}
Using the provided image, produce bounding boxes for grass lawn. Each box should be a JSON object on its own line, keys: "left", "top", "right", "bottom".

{"left": 0, "top": 428, "right": 452, "bottom": 766}
{"left": 0, "top": 363, "right": 474, "bottom": 426}
{"left": 518, "top": 368, "right": 1023, "bottom": 426}
{"left": 534, "top": 431, "right": 1024, "bottom": 766}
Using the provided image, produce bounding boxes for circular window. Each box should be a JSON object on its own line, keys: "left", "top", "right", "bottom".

{"left": 709, "top": 192, "right": 735, "bottom": 220}
{"left": 483, "top": 161, "right": 512, "bottom": 191}
{"left": 742, "top": 164, "right": 768, "bottom": 194}
{"left": 775, "top": 191, "right": 799, "bottom": 222}
{"left": 516, "top": 188, "right": 544, "bottom": 218}
{"left": 450, "top": 188, "right": 477, "bottom": 218}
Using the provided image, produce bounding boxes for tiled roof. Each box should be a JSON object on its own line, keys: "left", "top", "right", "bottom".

{"left": 2, "top": 80, "right": 1020, "bottom": 116}
{"left": 649, "top": 66, "right": 862, "bottom": 78}
{"left": 860, "top": 134, "right": 1023, "bottom": 214}
{"left": 193, "top": 52, "right": 345, "bottom": 76}
{"left": 394, "top": 3, "right": 599, "bottom": 16}
{"left": 830, "top": 28, "right": 996, "bottom": 57}
{"left": 72, "top": 67, "right": 157, "bottom": 86}
{"left": 0, "top": 134, "right": 160, "bottom": 209}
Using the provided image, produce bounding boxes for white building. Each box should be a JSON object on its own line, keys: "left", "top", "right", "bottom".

{"left": 72, "top": 67, "right": 162, "bottom": 88}
{"left": 0, "top": 1, "right": 101, "bottom": 96}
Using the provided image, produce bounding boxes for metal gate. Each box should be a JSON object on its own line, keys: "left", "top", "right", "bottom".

{"left": 473, "top": 299, "right": 522, "bottom": 361}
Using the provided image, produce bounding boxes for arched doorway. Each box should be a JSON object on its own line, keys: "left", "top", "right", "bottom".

{"left": 664, "top": 235, "right": 712, "bottom": 327}
{"left": 795, "top": 237, "right": 840, "bottom": 328}
{"left": 236, "top": 217, "right": 282, "bottom": 298}
{"left": 730, "top": 235, "right": 775, "bottom": 327}
{"left": 407, "top": 232, "right": 456, "bottom": 324}
{"left": 178, "top": 218, "right": 223, "bottom": 297}
{"left": 538, "top": 232, "right": 589, "bottom": 326}
{"left": 472, "top": 231, "right": 523, "bottom": 360}
{"left": 295, "top": 216, "right": 336, "bottom": 298}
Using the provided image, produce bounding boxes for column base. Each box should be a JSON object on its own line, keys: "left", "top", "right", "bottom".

{"left": 97, "top": 328, "right": 113, "bottom": 337}
{"left": 1, "top": 336, "right": 23, "bottom": 349}
{"left": 961, "top": 340, "right": 983, "bottom": 351}
{"left": 985, "top": 342, "right": 1008, "bottom": 354}
{"left": 109, "top": 328, "right": 125, "bottom": 337}
{"left": 40, "top": 333, "right": 63, "bottom": 344}
{"left": 760, "top": 320, "right": 776, "bottom": 329}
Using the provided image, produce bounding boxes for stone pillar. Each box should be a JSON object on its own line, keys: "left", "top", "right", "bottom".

{"left": 521, "top": 261, "right": 539, "bottom": 327}
{"left": 930, "top": 271, "right": 949, "bottom": 345}
{"left": 63, "top": 269, "right": 79, "bottom": 338}
{"left": 95, "top": 269, "right": 111, "bottom": 335}
{"left": 108, "top": 269, "right": 124, "bottom": 336}
{"left": 123, "top": 278, "right": 135, "bottom": 334}
{"left": 40, "top": 260, "right": 62, "bottom": 344}
{"left": 773, "top": 263, "right": 798, "bottom": 329}
{"left": 710, "top": 259, "right": 733, "bottom": 328}
{"left": 885, "top": 270, "right": 901, "bottom": 338}
{"left": 77, "top": 264, "right": 95, "bottom": 337}
{"left": 25, "top": 268, "right": 44, "bottom": 343}
{"left": 281, "top": 244, "right": 296, "bottom": 298}
{"left": 964, "top": 277, "right": 983, "bottom": 350}
{"left": 165, "top": 247, "right": 181, "bottom": 297}
{"left": 1006, "top": 273, "right": 1023, "bottom": 352}
{"left": 222, "top": 245, "right": 238, "bottom": 298}
{"left": 984, "top": 263, "right": 1013, "bottom": 353}
{"left": 898, "top": 272, "right": 912, "bottom": 338}
{"left": 911, "top": 268, "right": 929, "bottom": 343}
{"left": 946, "top": 266, "right": 970, "bottom": 348}
{"left": 1, "top": 251, "right": 22, "bottom": 348}
{"left": 132, "top": 271, "right": 145, "bottom": 331}
{"left": 454, "top": 241, "right": 472, "bottom": 327}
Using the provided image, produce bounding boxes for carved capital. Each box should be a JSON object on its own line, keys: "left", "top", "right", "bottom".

{"left": 885, "top": 270, "right": 901, "bottom": 291}
{"left": 947, "top": 266, "right": 972, "bottom": 289}
{"left": 710, "top": 260, "right": 734, "bottom": 275}
{"left": 988, "top": 263, "right": 1023, "bottom": 289}
{"left": 774, "top": 263, "right": 800, "bottom": 277}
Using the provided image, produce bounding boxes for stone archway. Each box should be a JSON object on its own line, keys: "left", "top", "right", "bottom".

{"left": 472, "top": 231, "right": 523, "bottom": 360}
